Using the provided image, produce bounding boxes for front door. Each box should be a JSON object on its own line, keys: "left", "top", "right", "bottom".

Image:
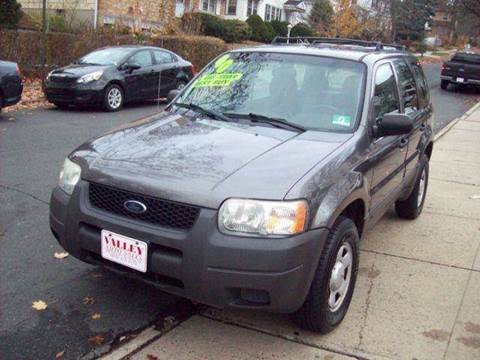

{"left": 123, "top": 50, "right": 156, "bottom": 100}
{"left": 369, "top": 62, "right": 407, "bottom": 212}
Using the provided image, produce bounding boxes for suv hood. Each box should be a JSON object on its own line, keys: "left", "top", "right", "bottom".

{"left": 72, "top": 112, "right": 352, "bottom": 209}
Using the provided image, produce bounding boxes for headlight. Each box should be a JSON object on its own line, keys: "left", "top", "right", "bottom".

{"left": 77, "top": 70, "right": 103, "bottom": 84}
{"left": 218, "top": 199, "right": 308, "bottom": 236}
{"left": 58, "top": 158, "right": 81, "bottom": 194}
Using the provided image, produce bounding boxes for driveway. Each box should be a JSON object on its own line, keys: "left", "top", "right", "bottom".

{"left": 0, "top": 64, "right": 479, "bottom": 360}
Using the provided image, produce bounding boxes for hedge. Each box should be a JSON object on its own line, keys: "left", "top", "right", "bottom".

{"left": 246, "top": 14, "right": 274, "bottom": 43}
{"left": 291, "top": 23, "right": 315, "bottom": 37}
{"left": 270, "top": 20, "right": 289, "bottom": 37}
{"left": 0, "top": 29, "right": 227, "bottom": 76}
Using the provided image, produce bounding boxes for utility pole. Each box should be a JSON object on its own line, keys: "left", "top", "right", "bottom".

{"left": 41, "top": 0, "right": 47, "bottom": 69}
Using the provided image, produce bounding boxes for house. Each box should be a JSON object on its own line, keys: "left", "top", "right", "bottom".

{"left": 426, "top": 5, "right": 454, "bottom": 41}
{"left": 17, "top": 0, "right": 175, "bottom": 30}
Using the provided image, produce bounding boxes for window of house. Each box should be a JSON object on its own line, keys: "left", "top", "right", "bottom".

{"left": 247, "top": 0, "right": 257, "bottom": 15}
{"left": 227, "top": 0, "right": 237, "bottom": 15}
{"left": 393, "top": 60, "right": 419, "bottom": 113}
{"left": 276, "top": 8, "right": 282, "bottom": 20}
{"left": 265, "top": 4, "right": 271, "bottom": 21}
{"left": 202, "top": 0, "right": 216, "bottom": 12}
{"left": 373, "top": 63, "right": 400, "bottom": 121}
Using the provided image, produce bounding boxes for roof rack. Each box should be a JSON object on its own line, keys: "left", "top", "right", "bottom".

{"left": 271, "top": 36, "right": 406, "bottom": 51}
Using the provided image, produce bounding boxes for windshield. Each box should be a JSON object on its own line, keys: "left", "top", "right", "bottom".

{"left": 78, "top": 48, "right": 133, "bottom": 66}
{"left": 174, "top": 52, "right": 366, "bottom": 132}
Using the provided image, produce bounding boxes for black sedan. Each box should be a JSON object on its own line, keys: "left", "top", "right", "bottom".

{"left": 43, "top": 46, "right": 194, "bottom": 111}
{"left": 0, "top": 60, "right": 23, "bottom": 112}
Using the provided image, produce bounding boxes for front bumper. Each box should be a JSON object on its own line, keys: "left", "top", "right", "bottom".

{"left": 441, "top": 75, "right": 480, "bottom": 85}
{"left": 43, "top": 81, "right": 104, "bottom": 105}
{"left": 50, "top": 180, "right": 328, "bottom": 313}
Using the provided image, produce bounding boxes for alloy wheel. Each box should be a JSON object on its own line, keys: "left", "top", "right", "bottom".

{"left": 328, "top": 241, "right": 353, "bottom": 312}
{"left": 108, "top": 87, "right": 122, "bottom": 109}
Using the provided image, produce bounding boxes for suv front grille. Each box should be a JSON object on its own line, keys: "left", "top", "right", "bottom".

{"left": 88, "top": 182, "right": 200, "bottom": 230}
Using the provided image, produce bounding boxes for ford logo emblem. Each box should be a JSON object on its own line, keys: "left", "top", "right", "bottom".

{"left": 123, "top": 200, "right": 147, "bottom": 214}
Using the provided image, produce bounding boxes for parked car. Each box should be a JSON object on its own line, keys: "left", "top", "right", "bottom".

{"left": 43, "top": 46, "right": 194, "bottom": 111}
{"left": 0, "top": 60, "right": 23, "bottom": 112}
{"left": 441, "top": 52, "right": 480, "bottom": 90}
{"left": 50, "top": 38, "right": 433, "bottom": 333}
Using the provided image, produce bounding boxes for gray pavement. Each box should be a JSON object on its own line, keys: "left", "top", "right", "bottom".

{"left": 0, "top": 63, "right": 479, "bottom": 360}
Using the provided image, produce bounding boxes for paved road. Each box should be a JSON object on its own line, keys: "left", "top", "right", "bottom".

{"left": 0, "top": 64, "right": 479, "bottom": 360}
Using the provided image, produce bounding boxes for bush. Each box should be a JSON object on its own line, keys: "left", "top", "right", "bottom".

{"left": 247, "top": 14, "right": 274, "bottom": 43}
{"left": 291, "top": 23, "right": 315, "bottom": 37}
{"left": 0, "top": 0, "right": 22, "bottom": 29}
{"left": 270, "top": 20, "right": 289, "bottom": 37}
{"left": 48, "top": 15, "right": 75, "bottom": 33}
{"left": 151, "top": 35, "right": 227, "bottom": 68}
{"left": 223, "top": 19, "right": 251, "bottom": 43}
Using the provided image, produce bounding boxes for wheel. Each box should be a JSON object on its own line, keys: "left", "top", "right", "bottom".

{"left": 176, "top": 80, "right": 187, "bottom": 90}
{"left": 103, "top": 84, "right": 124, "bottom": 112}
{"left": 441, "top": 80, "right": 449, "bottom": 90}
{"left": 395, "top": 154, "right": 429, "bottom": 220}
{"left": 294, "top": 216, "right": 359, "bottom": 333}
{"left": 53, "top": 102, "right": 70, "bottom": 110}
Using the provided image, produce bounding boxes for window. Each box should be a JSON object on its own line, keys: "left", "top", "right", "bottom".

{"left": 154, "top": 50, "right": 175, "bottom": 64}
{"left": 128, "top": 51, "right": 153, "bottom": 67}
{"left": 227, "top": 0, "right": 237, "bottom": 15}
{"left": 276, "top": 9, "right": 282, "bottom": 20}
{"left": 202, "top": 0, "right": 216, "bottom": 12}
{"left": 265, "top": 5, "right": 271, "bottom": 21}
{"left": 393, "top": 60, "right": 418, "bottom": 113}
{"left": 373, "top": 63, "right": 400, "bottom": 120}
{"left": 247, "top": 0, "right": 257, "bottom": 15}
{"left": 409, "top": 61, "right": 429, "bottom": 109}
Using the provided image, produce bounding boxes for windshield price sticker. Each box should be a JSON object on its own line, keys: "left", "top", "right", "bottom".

{"left": 332, "top": 115, "right": 351, "bottom": 127}
{"left": 192, "top": 73, "right": 243, "bottom": 88}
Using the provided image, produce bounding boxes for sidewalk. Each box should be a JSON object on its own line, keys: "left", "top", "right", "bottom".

{"left": 103, "top": 104, "right": 480, "bottom": 360}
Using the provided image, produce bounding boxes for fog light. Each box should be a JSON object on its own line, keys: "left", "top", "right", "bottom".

{"left": 240, "top": 289, "right": 270, "bottom": 305}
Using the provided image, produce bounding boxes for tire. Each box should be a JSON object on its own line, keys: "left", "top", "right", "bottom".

{"left": 103, "top": 84, "right": 124, "bottom": 112}
{"left": 395, "top": 154, "right": 429, "bottom": 220}
{"left": 441, "top": 80, "right": 449, "bottom": 90}
{"left": 294, "top": 216, "right": 359, "bottom": 333}
{"left": 176, "top": 80, "right": 187, "bottom": 90}
{"left": 54, "top": 102, "right": 70, "bottom": 110}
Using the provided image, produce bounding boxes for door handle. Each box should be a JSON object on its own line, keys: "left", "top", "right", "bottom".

{"left": 399, "top": 137, "right": 409, "bottom": 148}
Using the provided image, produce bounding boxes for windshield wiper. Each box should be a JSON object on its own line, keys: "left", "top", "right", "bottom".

{"left": 175, "top": 102, "right": 234, "bottom": 123}
{"left": 225, "top": 112, "right": 306, "bottom": 133}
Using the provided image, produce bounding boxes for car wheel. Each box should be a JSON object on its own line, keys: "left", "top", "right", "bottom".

{"left": 441, "top": 80, "right": 449, "bottom": 90}
{"left": 294, "top": 216, "right": 359, "bottom": 333}
{"left": 103, "top": 84, "right": 124, "bottom": 112}
{"left": 176, "top": 80, "right": 187, "bottom": 90}
{"left": 395, "top": 154, "right": 429, "bottom": 220}
{"left": 54, "top": 102, "right": 70, "bottom": 110}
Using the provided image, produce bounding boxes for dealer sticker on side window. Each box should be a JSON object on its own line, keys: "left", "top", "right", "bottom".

{"left": 332, "top": 115, "right": 352, "bottom": 127}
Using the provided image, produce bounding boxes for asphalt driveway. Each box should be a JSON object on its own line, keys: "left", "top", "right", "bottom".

{"left": 0, "top": 64, "right": 479, "bottom": 360}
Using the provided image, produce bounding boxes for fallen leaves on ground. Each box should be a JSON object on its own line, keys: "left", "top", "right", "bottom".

{"left": 83, "top": 296, "right": 95, "bottom": 305}
{"left": 88, "top": 334, "right": 105, "bottom": 347}
{"left": 4, "top": 78, "right": 50, "bottom": 113}
{"left": 91, "top": 313, "right": 101, "bottom": 320}
{"left": 55, "top": 350, "right": 65, "bottom": 358}
{"left": 32, "top": 300, "right": 48, "bottom": 311}
{"left": 54, "top": 252, "right": 69, "bottom": 259}
{"left": 146, "top": 355, "right": 159, "bottom": 360}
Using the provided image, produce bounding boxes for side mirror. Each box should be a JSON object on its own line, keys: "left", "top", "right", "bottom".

{"left": 375, "top": 113, "right": 413, "bottom": 137}
{"left": 123, "top": 63, "right": 141, "bottom": 71}
{"left": 167, "top": 89, "right": 180, "bottom": 103}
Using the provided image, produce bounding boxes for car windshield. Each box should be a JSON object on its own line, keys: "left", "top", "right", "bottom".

{"left": 78, "top": 48, "right": 133, "bottom": 66}
{"left": 174, "top": 52, "right": 366, "bottom": 132}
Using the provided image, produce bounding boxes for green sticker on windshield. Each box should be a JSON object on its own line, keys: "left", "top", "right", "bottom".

{"left": 215, "top": 55, "right": 234, "bottom": 73}
{"left": 332, "top": 115, "right": 351, "bottom": 127}
{"left": 192, "top": 73, "right": 243, "bottom": 88}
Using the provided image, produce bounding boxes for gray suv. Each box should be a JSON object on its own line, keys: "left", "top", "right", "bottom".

{"left": 50, "top": 38, "right": 433, "bottom": 333}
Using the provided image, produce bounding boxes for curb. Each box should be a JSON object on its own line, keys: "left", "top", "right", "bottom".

{"left": 433, "top": 100, "right": 480, "bottom": 142}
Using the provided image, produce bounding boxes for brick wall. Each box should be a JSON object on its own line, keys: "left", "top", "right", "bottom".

{"left": 18, "top": 0, "right": 96, "bottom": 10}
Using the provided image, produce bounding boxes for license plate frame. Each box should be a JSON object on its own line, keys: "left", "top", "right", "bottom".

{"left": 101, "top": 230, "right": 148, "bottom": 273}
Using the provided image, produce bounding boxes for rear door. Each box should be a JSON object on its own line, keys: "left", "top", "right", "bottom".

{"left": 369, "top": 61, "right": 407, "bottom": 211}
{"left": 152, "top": 50, "right": 178, "bottom": 96}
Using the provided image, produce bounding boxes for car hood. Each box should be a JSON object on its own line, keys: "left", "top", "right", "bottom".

{"left": 50, "top": 64, "right": 110, "bottom": 78}
{"left": 71, "top": 112, "right": 352, "bottom": 209}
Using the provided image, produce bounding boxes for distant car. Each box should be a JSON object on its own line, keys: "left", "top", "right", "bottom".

{"left": 0, "top": 60, "right": 23, "bottom": 112}
{"left": 43, "top": 46, "right": 194, "bottom": 111}
{"left": 441, "top": 52, "right": 480, "bottom": 90}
